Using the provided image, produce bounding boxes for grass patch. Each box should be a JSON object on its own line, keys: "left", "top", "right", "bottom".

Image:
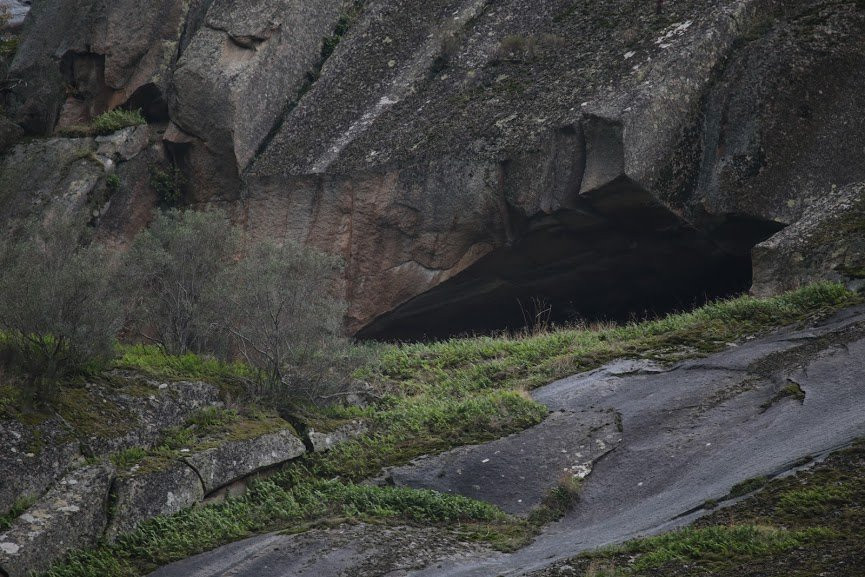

{"left": 527, "top": 475, "right": 583, "bottom": 526}
{"left": 58, "top": 109, "right": 146, "bottom": 138}
{"left": 619, "top": 524, "right": 837, "bottom": 570}
{"left": 365, "top": 282, "right": 858, "bottom": 398}
{"left": 42, "top": 478, "right": 521, "bottom": 577}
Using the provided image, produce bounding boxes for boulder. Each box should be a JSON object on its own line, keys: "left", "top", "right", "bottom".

{"left": 105, "top": 460, "right": 204, "bottom": 541}
{"left": 752, "top": 182, "right": 865, "bottom": 296}
{"left": 308, "top": 420, "right": 367, "bottom": 453}
{"left": 95, "top": 125, "right": 150, "bottom": 161}
{"left": 183, "top": 429, "right": 305, "bottom": 493}
{"left": 0, "top": 463, "right": 113, "bottom": 577}
{"left": 0, "top": 418, "right": 80, "bottom": 517}
{"left": 73, "top": 379, "right": 222, "bottom": 457}
{"left": 0, "top": 136, "right": 104, "bottom": 222}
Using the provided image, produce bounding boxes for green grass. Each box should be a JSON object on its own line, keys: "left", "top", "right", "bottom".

{"left": 728, "top": 475, "right": 769, "bottom": 498}
{"left": 42, "top": 478, "right": 519, "bottom": 577}
{"left": 365, "top": 282, "right": 858, "bottom": 398}
{"left": 57, "top": 109, "right": 146, "bottom": 138}
{"left": 619, "top": 525, "right": 837, "bottom": 570}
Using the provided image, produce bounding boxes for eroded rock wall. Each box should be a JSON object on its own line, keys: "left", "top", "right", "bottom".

{"left": 2, "top": 0, "right": 864, "bottom": 336}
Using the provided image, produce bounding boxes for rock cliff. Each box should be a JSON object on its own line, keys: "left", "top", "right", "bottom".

{"left": 2, "top": 0, "right": 864, "bottom": 336}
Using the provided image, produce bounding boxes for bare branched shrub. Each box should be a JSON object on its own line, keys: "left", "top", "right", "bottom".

{"left": 218, "top": 240, "right": 353, "bottom": 402}
{"left": 0, "top": 217, "right": 122, "bottom": 400}
{"left": 122, "top": 208, "right": 238, "bottom": 356}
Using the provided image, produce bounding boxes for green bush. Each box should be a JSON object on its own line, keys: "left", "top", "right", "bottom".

{"left": 218, "top": 240, "right": 349, "bottom": 399}
{"left": 0, "top": 217, "right": 122, "bottom": 400}
{"left": 121, "top": 208, "right": 238, "bottom": 356}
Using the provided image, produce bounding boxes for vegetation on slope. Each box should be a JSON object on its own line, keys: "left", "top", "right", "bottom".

{"left": 36, "top": 282, "right": 862, "bottom": 577}
{"left": 531, "top": 440, "right": 865, "bottom": 577}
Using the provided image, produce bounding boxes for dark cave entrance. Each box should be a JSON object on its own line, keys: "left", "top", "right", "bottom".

{"left": 358, "top": 205, "right": 785, "bottom": 342}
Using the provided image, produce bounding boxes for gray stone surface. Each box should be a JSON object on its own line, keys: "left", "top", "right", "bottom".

{"left": 183, "top": 429, "right": 306, "bottom": 493}
{"left": 105, "top": 460, "right": 204, "bottom": 541}
{"left": 148, "top": 523, "right": 491, "bottom": 577}
{"left": 168, "top": 0, "right": 344, "bottom": 198}
{"left": 0, "top": 417, "right": 80, "bottom": 518}
{"left": 387, "top": 410, "right": 620, "bottom": 515}
{"left": 0, "top": 463, "right": 113, "bottom": 577}
{"left": 308, "top": 420, "right": 367, "bottom": 453}
{"left": 752, "top": 182, "right": 865, "bottom": 296}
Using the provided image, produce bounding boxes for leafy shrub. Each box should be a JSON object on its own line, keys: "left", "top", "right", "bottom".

{"left": 0, "top": 217, "right": 122, "bottom": 400}
{"left": 121, "top": 208, "right": 238, "bottom": 356}
{"left": 218, "top": 240, "right": 350, "bottom": 400}
{"left": 149, "top": 166, "right": 185, "bottom": 206}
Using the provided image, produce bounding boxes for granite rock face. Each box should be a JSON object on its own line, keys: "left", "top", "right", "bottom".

{"left": 0, "top": 464, "right": 114, "bottom": 577}
{"left": 752, "top": 182, "right": 865, "bottom": 296}
{"left": 2, "top": 0, "right": 864, "bottom": 337}
{"left": 0, "top": 418, "right": 80, "bottom": 517}
{"left": 105, "top": 460, "right": 205, "bottom": 541}
{"left": 168, "top": 0, "right": 345, "bottom": 199}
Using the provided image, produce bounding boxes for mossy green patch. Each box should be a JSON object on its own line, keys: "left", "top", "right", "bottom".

{"left": 55, "top": 387, "right": 136, "bottom": 438}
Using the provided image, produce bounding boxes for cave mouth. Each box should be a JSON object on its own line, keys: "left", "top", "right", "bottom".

{"left": 358, "top": 211, "right": 785, "bottom": 342}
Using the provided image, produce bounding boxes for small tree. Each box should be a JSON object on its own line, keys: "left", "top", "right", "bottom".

{"left": 122, "top": 208, "right": 238, "bottom": 356}
{"left": 220, "top": 240, "right": 348, "bottom": 400}
{"left": 0, "top": 217, "right": 122, "bottom": 400}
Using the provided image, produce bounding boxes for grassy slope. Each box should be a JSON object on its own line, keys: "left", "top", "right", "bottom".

{"left": 534, "top": 440, "right": 865, "bottom": 577}
{"left": 38, "top": 283, "right": 863, "bottom": 576}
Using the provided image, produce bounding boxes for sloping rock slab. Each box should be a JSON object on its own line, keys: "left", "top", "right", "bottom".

{"left": 0, "top": 463, "right": 113, "bottom": 577}
{"left": 148, "top": 523, "right": 492, "bottom": 577}
{"left": 183, "top": 429, "right": 305, "bottom": 494}
{"left": 105, "top": 460, "right": 204, "bottom": 541}
{"left": 0, "top": 417, "right": 80, "bottom": 516}
{"left": 387, "top": 410, "right": 622, "bottom": 515}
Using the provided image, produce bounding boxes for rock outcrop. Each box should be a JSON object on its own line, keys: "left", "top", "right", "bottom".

{"left": 752, "top": 182, "right": 865, "bottom": 296}
{"left": 105, "top": 460, "right": 205, "bottom": 541}
{"left": 0, "top": 372, "right": 366, "bottom": 574}
{"left": 2, "top": 0, "right": 864, "bottom": 336}
{"left": 183, "top": 429, "right": 306, "bottom": 493}
{"left": 0, "top": 464, "right": 114, "bottom": 577}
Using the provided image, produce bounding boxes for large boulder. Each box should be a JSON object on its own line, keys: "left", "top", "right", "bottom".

{"left": 0, "top": 463, "right": 113, "bottom": 577}
{"left": 183, "top": 429, "right": 305, "bottom": 493}
{"left": 752, "top": 182, "right": 865, "bottom": 296}
{"left": 104, "top": 460, "right": 204, "bottom": 541}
